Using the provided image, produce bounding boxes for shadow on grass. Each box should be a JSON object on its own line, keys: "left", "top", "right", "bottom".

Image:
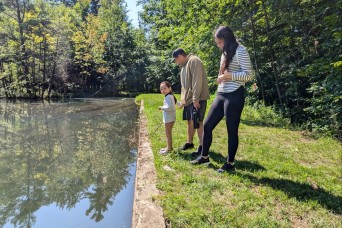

{"left": 206, "top": 150, "right": 226, "bottom": 163}
{"left": 177, "top": 151, "right": 341, "bottom": 214}
{"left": 235, "top": 160, "right": 266, "bottom": 172}
{"left": 239, "top": 173, "right": 342, "bottom": 215}
{"left": 209, "top": 151, "right": 267, "bottom": 172}
{"left": 240, "top": 119, "right": 286, "bottom": 128}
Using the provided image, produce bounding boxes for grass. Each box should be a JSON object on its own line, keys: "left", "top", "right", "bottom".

{"left": 136, "top": 93, "right": 342, "bottom": 228}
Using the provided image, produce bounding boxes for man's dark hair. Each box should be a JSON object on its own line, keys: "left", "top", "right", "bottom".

{"left": 172, "top": 48, "right": 187, "bottom": 58}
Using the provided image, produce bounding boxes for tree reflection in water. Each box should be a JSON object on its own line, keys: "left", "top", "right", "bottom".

{"left": 0, "top": 98, "right": 138, "bottom": 227}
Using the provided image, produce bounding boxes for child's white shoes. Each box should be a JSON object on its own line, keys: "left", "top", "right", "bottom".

{"left": 159, "top": 148, "right": 173, "bottom": 155}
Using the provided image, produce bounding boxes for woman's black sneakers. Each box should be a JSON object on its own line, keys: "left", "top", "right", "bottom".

{"left": 180, "top": 143, "right": 194, "bottom": 150}
{"left": 191, "top": 145, "right": 202, "bottom": 157}
{"left": 190, "top": 156, "right": 210, "bottom": 165}
{"left": 217, "top": 163, "right": 235, "bottom": 173}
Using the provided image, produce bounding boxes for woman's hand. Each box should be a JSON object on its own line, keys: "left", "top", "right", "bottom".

{"left": 217, "top": 71, "right": 232, "bottom": 84}
{"left": 217, "top": 74, "right": 226, "bottom": 84}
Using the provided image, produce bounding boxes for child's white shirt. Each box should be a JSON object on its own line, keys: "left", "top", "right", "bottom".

{"left": 159, "top": 94, "right": 176, "bottom": 123}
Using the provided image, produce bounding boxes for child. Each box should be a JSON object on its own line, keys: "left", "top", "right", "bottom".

{"left": 158, "top": 81, "right": 178, "bottom": 155}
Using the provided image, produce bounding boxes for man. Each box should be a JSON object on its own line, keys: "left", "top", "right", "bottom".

{"left": 172, "top": 48, "right": 210, "bottom": 156}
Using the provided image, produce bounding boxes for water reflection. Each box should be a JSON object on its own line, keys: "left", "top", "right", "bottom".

{"left": 0, "top": 98, "right": 138, "bottom": 227}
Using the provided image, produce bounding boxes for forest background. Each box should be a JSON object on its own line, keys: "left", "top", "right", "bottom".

{"left": 0, "top": 0, "right": 341, "bottom": 138}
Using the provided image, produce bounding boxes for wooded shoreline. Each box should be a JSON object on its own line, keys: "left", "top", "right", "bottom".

{"left": 1, "top": 0, "right": 341, "bottom": 138}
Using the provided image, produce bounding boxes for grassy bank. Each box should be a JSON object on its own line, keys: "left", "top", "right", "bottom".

{"left": 136, "top": 94, "right": 342, "bottom": 228}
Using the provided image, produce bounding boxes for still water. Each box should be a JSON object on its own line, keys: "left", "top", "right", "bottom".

{"left": 0, "top": 98, "right": 139, "bottom": 228}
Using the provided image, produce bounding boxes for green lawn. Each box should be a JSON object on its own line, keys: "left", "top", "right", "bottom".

{"left": 136, "top": 94, "right": 342, "bottom": 228}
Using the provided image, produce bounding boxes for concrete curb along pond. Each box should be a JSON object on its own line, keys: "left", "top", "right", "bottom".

{"left": 132, "top": 100, "right": 166, "bottom": 228}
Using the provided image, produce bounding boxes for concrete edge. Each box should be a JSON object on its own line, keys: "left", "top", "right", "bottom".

{"left": 132, "top": 100, "right": 165, "bottom": 228}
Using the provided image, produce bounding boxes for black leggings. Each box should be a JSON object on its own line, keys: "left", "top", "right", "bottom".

{"left": 202, "top": 86, "right": 245, "bottom": 162}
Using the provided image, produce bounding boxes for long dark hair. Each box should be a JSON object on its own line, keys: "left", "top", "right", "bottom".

{"left": 214, "top": 26, "right": 239, "bottom": 72}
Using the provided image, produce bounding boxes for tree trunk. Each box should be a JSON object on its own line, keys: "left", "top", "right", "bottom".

{"left": 249, "top": 3, "right": 265, "bottom": 102}
{"left": 1, "top": 78, "right": 9, "bottom": 99}
{"left": 41, "top": 35, "right": 47, "bottom": 99}
{"left": 261, "top": 0, "right": 283, "bottom": 112}
{"left": 15, "top": 0, "right": 31, "bottom": 96}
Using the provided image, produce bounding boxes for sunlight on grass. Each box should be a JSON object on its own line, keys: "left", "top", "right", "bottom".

{"left": 136, "top": 94, "right": 342, "bottom": 227}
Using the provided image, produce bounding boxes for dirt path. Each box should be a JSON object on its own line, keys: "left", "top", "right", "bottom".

{"left": 132, "top": 101, "right": 165, "bottom": 228}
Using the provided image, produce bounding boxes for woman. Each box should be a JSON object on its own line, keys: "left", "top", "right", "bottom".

{"left": 191, "top": 26, "right": 254, "bottom": 172}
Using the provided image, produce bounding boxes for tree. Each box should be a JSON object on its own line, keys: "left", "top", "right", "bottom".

{"left": 1, "top": 0, "right": 34, "bottom": 97}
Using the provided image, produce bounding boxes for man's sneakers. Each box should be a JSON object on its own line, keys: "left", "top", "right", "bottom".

{"left": 180, "top": 143, "right": 194, "bottom": 150}
{"left": 217, "top": 162, "right": 235, "bottom": 173}
{"left": 191, "top": 145, "right": 202, "bottom": 157}
{"left": 190, "top": 156, "right": 210, "bottom": 165}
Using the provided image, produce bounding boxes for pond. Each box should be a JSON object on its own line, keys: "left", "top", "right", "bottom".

{"left": 0, "top": 98, "right": 139, "bottom": 228}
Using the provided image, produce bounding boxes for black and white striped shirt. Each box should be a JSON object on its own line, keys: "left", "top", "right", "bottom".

{"left": 218, "top": 45, "right": 254, "bottom": 93}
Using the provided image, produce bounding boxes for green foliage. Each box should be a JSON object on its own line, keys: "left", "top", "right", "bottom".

{"left": 0, "top": 0, "right": 150, "bottom": 98}
{"left": 242, "top": 100, "right": 290, "bottom": 127}
{"left": 305, "top": 61, "right": 342, "bottom": 138}
{"left": 139, "top": 0, "right": 342, "bottom": 139}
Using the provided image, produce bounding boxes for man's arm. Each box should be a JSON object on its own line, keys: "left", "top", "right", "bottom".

{"left": 189, "top": 57, "right": 204, "bottom": 108}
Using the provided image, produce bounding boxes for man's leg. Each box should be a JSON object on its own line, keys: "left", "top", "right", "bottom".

{"left": 187, "top": 120, "right": 195, "bottom": 143}
{"left": 180, "top": 104, "right": 195, "bottom": 150}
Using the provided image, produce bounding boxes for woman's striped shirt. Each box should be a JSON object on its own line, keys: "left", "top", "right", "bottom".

{"left": 218, "top": 45, "right": 254, "bottom": 93}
